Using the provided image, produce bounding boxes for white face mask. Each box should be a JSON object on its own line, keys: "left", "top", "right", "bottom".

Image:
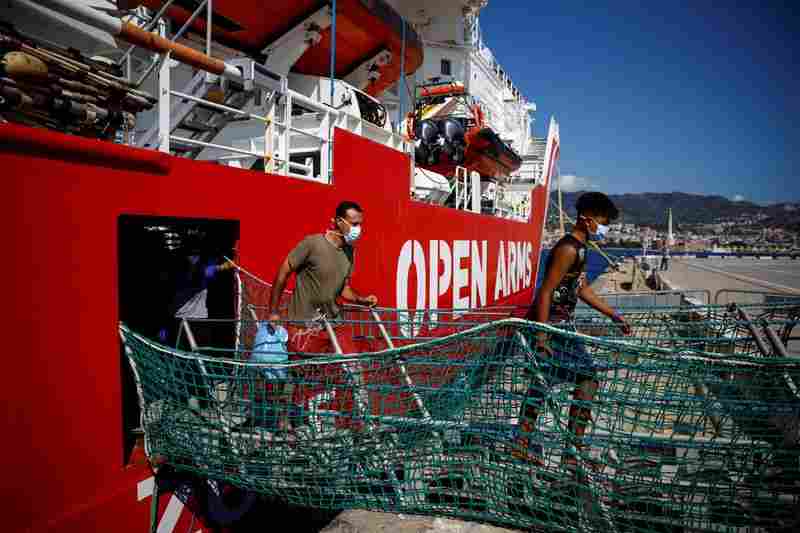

{"left": 339, "top": 219, "right": 362, "bottom": 244}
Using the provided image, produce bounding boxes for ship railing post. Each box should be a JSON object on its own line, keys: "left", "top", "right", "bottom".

{"left": 264, "top": 95, "right": 278, "bottom": 174}
{"left": 453, "top": 167, "right": 461, "bottom": 209}
{"left": 157, "top": 19, "right": 170, "bottom": 154}
{"left": 461, "top": 170, "right": 467, "bottom": 210}
{"left": 454, "top": 166, "right": 465, "bottom": 210}
{"left": 320, "top": 105, "right": 330, "bottom": 183}
{"left": 454, "top": 170, "right": 459, "bottom": 209}
{"left": 463, "top": 168, "right": 468, "bottom": 209}
{"left": 409, "top": 145, "right": 416, "bottom": 194}
{"left": 263, "top": 90, "right": 277, "bottom": 174}
{"left": 284, "top": 92, "right": 293, "bottom": 177}
{"left": 370, "top": 309, "right": 434, "bottom": 424}
{"left": 471, "top": 170, "right": 481, "bottom": 213}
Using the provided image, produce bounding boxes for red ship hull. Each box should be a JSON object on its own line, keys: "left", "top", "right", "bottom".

{"left": 0, "top": 123, "right": 554, "bottom": 532}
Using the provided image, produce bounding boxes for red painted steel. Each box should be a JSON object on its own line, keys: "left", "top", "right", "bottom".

{"left": 0, "top": 123, "right": 549, "bottom": 532}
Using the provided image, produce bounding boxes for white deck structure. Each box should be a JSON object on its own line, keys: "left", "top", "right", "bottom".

{"left": 383, "top": 1, "right": 552, "bottom": 218}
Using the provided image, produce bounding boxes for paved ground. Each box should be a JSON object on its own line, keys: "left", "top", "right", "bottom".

{"left": 685, "top": 258, "right": 800, "bottom": 292}
{"left": 321, "top": 511, "right": 521, "bottom": 533}
{"left": 656, "top": 257, "right": 800, "bottom": 304}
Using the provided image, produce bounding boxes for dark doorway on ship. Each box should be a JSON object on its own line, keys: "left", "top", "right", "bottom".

{"left": 117, "top": 215, "right": 239, "bottom": 465}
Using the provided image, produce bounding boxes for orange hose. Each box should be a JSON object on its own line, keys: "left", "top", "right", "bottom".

{"left": 119, "top": 22, "right": 226, "bottom": 76}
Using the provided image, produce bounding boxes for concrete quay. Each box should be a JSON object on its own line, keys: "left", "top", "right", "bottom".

{"left": 652, "top": 257, "right": 800, "bottom": 305}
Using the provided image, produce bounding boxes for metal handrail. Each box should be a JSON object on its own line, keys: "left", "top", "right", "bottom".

{"left": 714, "top": 288, "right": 800, "bottom": 306}
{"left": 170, "top": 90, "right": 266, "bottom": 121}
{"left": 581, "top": 289, "right": 713, "bottom": 308}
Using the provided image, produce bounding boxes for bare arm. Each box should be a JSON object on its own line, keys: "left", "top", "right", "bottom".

{"left": 577, "top": 283, "right": 615, "bottom": 318}
{"left": 268, "top": 257, "right": 293, "bottom": 319}
{"left": 341, "top": 283, "right": 377, "bottom": 306}
{"left": 578, "top": 282, "right": 632, "bottom": 335}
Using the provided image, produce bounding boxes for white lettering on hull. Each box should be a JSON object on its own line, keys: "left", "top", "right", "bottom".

{"left": 471, "top": 241, "right": 487, "bottom": 308}
{"left": 453, "top": 240, "right": 470, "bottom": 310}
{"left": 137, "top": 476, "right": 186, "bottom": 533}
{"left": 397, "top": 240, "right": 534, "bottom": 334}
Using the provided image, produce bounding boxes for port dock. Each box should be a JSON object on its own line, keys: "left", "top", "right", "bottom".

{"left": 656, "top": 257, "right": 800, "bottom": 301}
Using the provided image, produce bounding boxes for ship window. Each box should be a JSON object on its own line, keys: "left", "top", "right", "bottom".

{"left": 441, "top": 59, "right": 452, "bottom": 76}
{"left": 117, "top": 215, "right": 239, "bottom": 466}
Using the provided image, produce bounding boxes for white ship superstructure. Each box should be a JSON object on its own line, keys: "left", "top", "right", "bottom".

{"left": 2, "top": 0, "right": 556, "bottom": 220}
{"left": 384, "top": 0, "right": 553, "bottom": 218}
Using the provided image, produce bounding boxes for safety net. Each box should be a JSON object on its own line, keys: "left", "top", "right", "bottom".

{"left": 120, "top": 300, "right": 800, "bottom": 532}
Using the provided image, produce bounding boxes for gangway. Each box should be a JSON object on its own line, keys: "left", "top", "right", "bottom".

{"left": 120, "top": 266, "right": 800, "bottom": 533}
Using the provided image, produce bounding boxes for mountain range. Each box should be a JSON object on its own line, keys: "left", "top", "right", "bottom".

{"left": 548, "top": 191, "right": 800, "bottom": 229}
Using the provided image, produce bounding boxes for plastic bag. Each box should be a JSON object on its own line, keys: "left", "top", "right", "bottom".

{"left": 251, "top": 322, "right": 289, "bottom": 380}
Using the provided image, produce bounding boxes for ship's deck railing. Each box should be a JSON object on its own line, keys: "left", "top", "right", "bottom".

{"left": 154, "top": 58, "right": 412, "bottom": 184}
{"left": 411, "top": 172, "right": 532, "bottom": 223}
{"left": 126, "top": 0, "right": 412, "bottom": 184}
{"left": 579, "top": 289, "right": 713, "bottom": 309}
{"left": 714, "top": 289, "right": 800, "bottom": 307}
{"left": 218, "top": 94, "right": 412, "bottom": 182}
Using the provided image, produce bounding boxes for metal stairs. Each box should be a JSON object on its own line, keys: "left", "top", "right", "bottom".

{"left": 137, "top": 71, "right": 259, "bottom": 158}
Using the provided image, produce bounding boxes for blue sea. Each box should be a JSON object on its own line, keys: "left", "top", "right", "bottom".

{"left": 536, "top": 248, "right": 640, "bottom": 289}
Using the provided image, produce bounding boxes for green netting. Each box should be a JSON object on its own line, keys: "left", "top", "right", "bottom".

{"left": 120, "top": 302, "right": 800, "bottom": 532}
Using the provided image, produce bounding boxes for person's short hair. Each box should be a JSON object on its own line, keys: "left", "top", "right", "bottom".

{"left": 575, "top": 192, "right": 619, "bottom": 221}
{"left": 336, "top": 201, "right": 362, "bottom": 219}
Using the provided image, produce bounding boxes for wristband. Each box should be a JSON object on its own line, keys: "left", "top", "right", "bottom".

{"left": 611, "top": 311, "right": 624, "bottom": 322}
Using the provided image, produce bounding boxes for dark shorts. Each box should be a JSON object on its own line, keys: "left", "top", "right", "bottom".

{"left": 527, "top": 324, "right": 599, "bottom": 385}
{"left": 542, "top": 336, "right": 595, "bottom": 384}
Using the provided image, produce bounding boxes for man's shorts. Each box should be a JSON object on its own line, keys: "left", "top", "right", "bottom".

{"left": 542, "top": 335, "right": 595, "bottom": 384}
{"left": 527, "top": 324, "right": 599, "bottom": 385}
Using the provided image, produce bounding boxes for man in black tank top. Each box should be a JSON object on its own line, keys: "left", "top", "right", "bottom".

{"left": 514, "top": 192, "right": 632, "bottom": 469}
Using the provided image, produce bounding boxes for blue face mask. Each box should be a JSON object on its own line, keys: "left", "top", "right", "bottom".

{"left": 585, "top": 218, "right": 609, "bottom": 242}
{"left": 339, "top": 219, "right": 362, "bottom": 244}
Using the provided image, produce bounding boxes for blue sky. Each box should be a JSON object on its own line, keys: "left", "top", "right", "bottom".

{"left": 480, "top": 1, "right": 798, "bottom": 204}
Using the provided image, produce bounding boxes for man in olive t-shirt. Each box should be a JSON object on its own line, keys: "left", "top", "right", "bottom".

{"left": 267, "top": 201, "right": 377, "bottom": 354}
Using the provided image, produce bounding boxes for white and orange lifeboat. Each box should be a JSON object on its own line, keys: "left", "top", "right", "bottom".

{"left": 124, "top": 0, "right": 423, "bottom": 97}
